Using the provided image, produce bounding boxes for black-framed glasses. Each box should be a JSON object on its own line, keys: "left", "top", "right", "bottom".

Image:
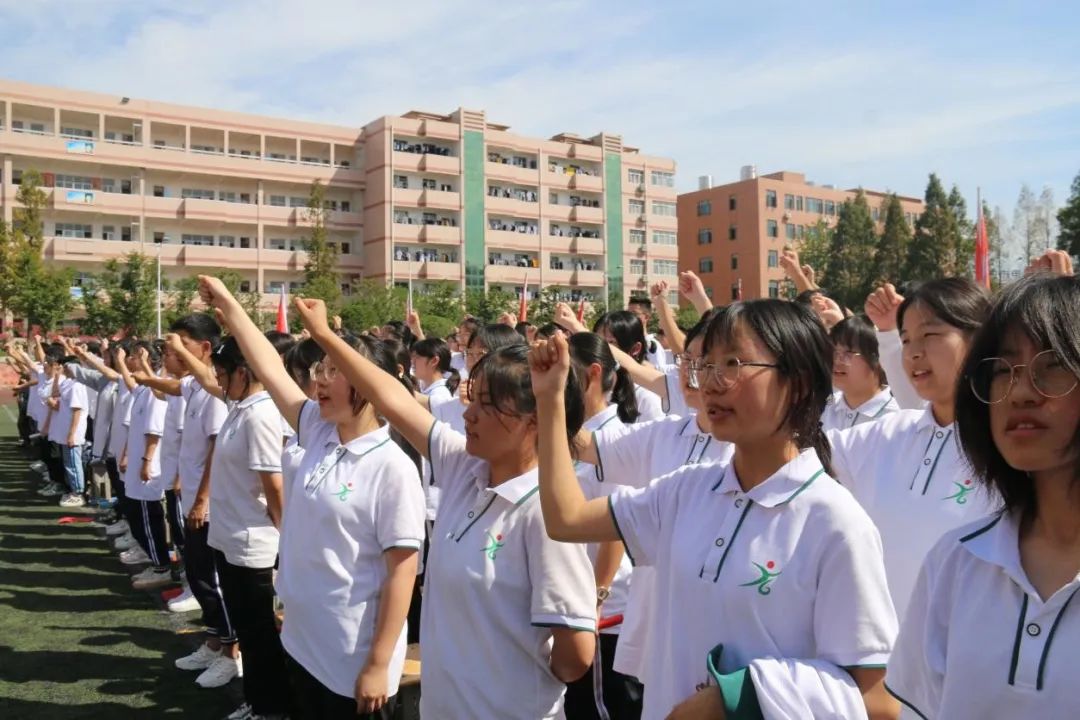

{"left": 969, "top": 350, "right": 1079, "bottom": 405}
{"left": 690, "top": 357, "right": 780, "bottom": 388}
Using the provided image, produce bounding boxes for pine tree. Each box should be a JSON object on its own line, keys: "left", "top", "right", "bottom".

{"left": 302, "top": 181, "right": 342, "bottom": 309}
{"left": 1058, "top": 171, "right": 1080, "bottom": 257}
{"left": 948, "top": 185, "right": 974, "bottom": 276}
{"left": 95, "top": 253, "right": 159, "bottom": 336}
{"left": 7, "top": 171, "right": 74, "bottom": 331}
{"left": 871, "top": 193, "right": 912, "bottom": 286}
{"left": 465, "top": 287, "right": 517, "bottom": 322}
{"left": 906, "top": 174, "right": 960, "bottom": 281}
{"left": 796, "top": 219, "right": 833, "bottom": 286}
{"left": 823, "top": 190, "right": 877, "bottom": 310}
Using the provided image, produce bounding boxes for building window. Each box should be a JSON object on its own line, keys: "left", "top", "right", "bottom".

{"left": 825, "top": 200, "right": 836, "bottom": 216}
{"left": 181, "top": 188, "right": 215, "bottom": 200}
{"left": 765, "top": 190, "right": 778, "bottom": 208}
{"left": 768, "top": 280, "right": 780, "bottom": 299}
{"left": 55, "top": 223, "right": 93, "bottom": 239}
{"left": 797, "top": 225, "right": 805, "bottom": 239}
{"left": 699, "top": 257, "right": 714, "bottom": 273}
{"left": 652, "top": 230, "right": 677, "bottom": 245}
{"left": 728, "top": 195, "right": 737, "bottom": 211}
{"left": 102, "top": 225, "right": 115, "bottom": 241}
{"left": 730, "top": 283, "right": 740, "bottom": 301}
{"left": 697, "top": 228, "right": 713, "bottom": 245}
{"left": 784, "top": 194, "right": 795, "bottom": 210}
{"left": 629, "top": 259, "right": 646, "bottom": 274}
{"left": 785, "top": 223, "right": 796, "bottom": 240}
{"left": 697, "top": 200, "right": 712, "bottom": 216}
{"left": 650, "top": 171, "right": 675, "bottom": 187}
{"left": 628, "top": 229, "right": 646, "bottom": 244}
{"left": 652, "top": 260, "right": 678, "bottom": 276}
{"left": 628, "top": 169, "right": 644, "bottom": 185}
{"left": 796, "top": 195, "right": 804, "bottom": 211}
{"left": 728, "top": 225, "right": 737, "bottom": 241}
{"left": 628, "top": 199, "right": 645, "bottom": 215}
{"left": 651, "top": 201, "right": 677, "bottom": 217}
{"left": 705, "top": 286, "right": 714, "bottom": 299}
{"left": 269, "top": 195, "right": 287, "bottom": 207}
{"left": 181, "top": 234, "right": 214, "bottom": 246}
{"left": 767, "top": 220, "right": 779, "bottom": 238}
{"left": 730, "top": 254, "right": 739, "bottom": 270}
{"left": 153, "top": 185, "right": 165, "bottom": 198}
{"left": 767, "top": 250, "right": 779, "bottom": 268}
{"left": 55, "top": 175, "right": 93, "bottom": 190}
{"left": 807, "top": 197, "right": 824, "bottom": 214}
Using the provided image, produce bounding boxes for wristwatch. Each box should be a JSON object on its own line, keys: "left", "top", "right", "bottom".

{"left": 596, "top": 586, "right": 611, "bottom": 604}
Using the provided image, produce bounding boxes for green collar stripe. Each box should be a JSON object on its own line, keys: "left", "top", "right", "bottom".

{"left": 780, "top": 468, "right": 826, "bottom": 505}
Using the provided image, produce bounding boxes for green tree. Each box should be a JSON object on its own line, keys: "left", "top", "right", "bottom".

{"left": 339, "top": 279, "right": 406, "bottom": 334}
{"left": 95, "top": 253, "right": 158, "bottom": 336}
{"left": 527, "top": 286, "right": 565, "bottom": 326}
{"left": 796, "top": 219, "right": 833, "bottom": 286}
{"left": 415, "top": 282, "right": 464, "bottom": 338}
{"left": 675, "top": 305, "right": 701, "bottom": 329}
{"left": 302, "top": 181, "right": 342, "bottom": 309}
{"left": 0, "top": 219, "right": 16, "bottom": 317}
{"left": 214, "top": 270, "right": 264, "bottom": 326}
{"left": 1058, "top": 171, "right": 1080, "bottom": 257}
{"left": 871, "top": 194, "right": 912, "bottom": 286}
{"left": 465, "top": 287, "right": 517, "bottom": 323}
{"left": 823, "top": 190, "right": 877, "bottom": 310}
{"left": 906, "top": 173, "right": 961, "bottom": 281}
{"left": 164, "top": 276, "right": 202, "bottom": 328}
{"left": 948, "top": 185, "right": 974, "bottom": 276}
{"left": 80, "top": 276, "right": 120, "bottom": 336}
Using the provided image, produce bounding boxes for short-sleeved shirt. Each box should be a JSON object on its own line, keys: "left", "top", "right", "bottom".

{"left": 610, "top": 451, "right": 898, "bottom": 719}
{"left": 829, "top": 407, "right": 1000, "bottom": 619}
{"left": 177, "top": 377, "right": 229, "bottom": 517}
{"left": 430, "top": 394, "right": 466, "bottom": 434}
{"left": 207, "top": 391, "right": 283, "bottom": 568}
{"left": 420, "top": 378, "right": 454, "bottom": 520}
{"left": 821, "top": 387, "right": 901, "bottom": 433}
{"left": 160, "top": 388, "right": 187, "bottom": 490}
{"left": 27, "top": 364, "right": 46, "bottom": 425}
{"left": 660, "top": 364, "right": 691, "bottom": 419}
{"left": 48, "top": 378, "right": 88, "bottom": 445}
{"left": 420, "top": 422, "right": 597, "bottom": 720}
{"left": 276, "top": 401, "right": 426, "bottom": 699}
{"left": 634, "top": 385, "right": 665, "bottom": 423}
{"left": 595, "top": 414, "right": 734, "bottom": 679}
{"left": 886, "top": 512, "right": 1080, "bottom": 718}
{"left": 36, "top": 372, "right": 57, "bottom": 433}
{"left": 122, "top": 385, "right": 168, "bottom": 501}
{"left": 108, "top": 384, "right": 133, "bottom": 461}
{"left": 66, "top": 365, "right": 118, "bottom": 460}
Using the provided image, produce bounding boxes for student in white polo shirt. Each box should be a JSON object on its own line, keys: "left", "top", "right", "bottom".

{"left": 199, "top": 275, "right": 426, "bottom": 720}
{"left": 530, "top": 301, "right": 899, "bottom": 720}
{"left": 887, "top": 267, "right": 1080, "bottom": 718}
{"left": 410, "top": 337, "right": 459, "bottom": 406}
{"left": 205, "top": 334, "right": 289, "bottom": 719}
{"left": 829, "top": 278, "right": 1000, "bottom": 620}
{"left": 592, "top": 311, "right": 665, "bottom": 422}
{"left": 821, "top": 315, "right": 901, "bottom": 432}
{"left": 48, "top": 352, "right": 89, "bottom": 508}
{"left": 290, "top": 297, "right": 597, "bottom": 720}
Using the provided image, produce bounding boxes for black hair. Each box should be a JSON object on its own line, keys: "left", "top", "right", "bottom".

{"left": 627, "top": 297, "right": 652, "bottom": 311}
{"left": 467, "top": 324, "right": 526, "bottom": 354}
{"left": 347, "top": 334, "right": 421, "bottom": 470}
{"left": 794, "top": 289, "right": 824, "bottom": 307}
{"left": 897, "top": 277, "right": 990, "bottom": 335}
{"left": 568, "top": 332, "right": 639, "bottom": 423}
{"left": 382, "top": 320, "right": 415, "bottom": 348}
{"left": 263, "top": 331, "right": 297, "bottom": 358}
{"left": 592, "top": 310, "right": 648, "bottom": 363}
{"left": 830, "top": 315, "right": 887, "bottom": 386}
{"left": 685, "top": 307, "right": 722, "bottom": 350}
{"left": 514, "top": 321, "right": 533, "bottom": 340}
{"left": 956, "top": 273, "right": 1080, "bottom": 518}
{"left": 380, "top": 337, "right": 417, "bottom": 398}
{"left": 170, "top": 313, "right": 222, "bottom": 350}
{"left": 468, "top": 344, "right": 585, "bottom": 448}
{"left": 703, "top": 300, "right": 835, "bottom": 474}
{"left": 43, "top": 346, "right": 65, "bottom": 365}
{"left": 61, "top": 354, "right": 79, "bottom": 366}
{"left": 132, "top": 339, "right": 162, "bottom": 371}
{"left": 283, "top": 338, "right": 324, "bottom": 392}
{"left": 411, "top": 337, "right": 461, "bottom": 395}
{"left": 211, "top": 336, "right": 259, "bottom": 401}
{"left": 535, "top": 323, "right": 562, "bottom": 340}
{"left": 84, "top": 341, "right": 102, "bottom": 357}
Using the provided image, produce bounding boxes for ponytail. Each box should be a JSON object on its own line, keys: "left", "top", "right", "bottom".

{"left": 445, "top": 367, "right": 461, "bottom": 396}
{"left": 567, "top": 332, "right": 639, "bottom": 424}
{"left": 609, "top": 365, "right": 640, "bottom": 424}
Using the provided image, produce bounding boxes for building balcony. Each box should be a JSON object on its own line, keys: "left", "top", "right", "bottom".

{"left": 179, "top": 243, "right": 260, "bottom": 270}
{"left": 391, "top": 151, "right": 460, "bottom": 176}
{"left": 393, "top": 259, "right": 461, "bottom": 282}
{"left": 569, "top": 205, "right": 603, "bottom": 224}
{"left": 574, "top": 269, "right": 605, "bottom": 287}
{"left": 182, "top": 197, "right": 258, "bottom": 224}
{"left": 43, "top": 236, "right": 137, "bottom": 264}
{"left": 564, "top": 144, "right": 603, "bottom": 162}
{"left": 546, "top": 235, "right": 604, "bottom": 255}
{"left": 486, "top": 263, "right": 534, "bottom": 285}
{"left": 569, "top": 173, "right": 603, "bottom": 192}
{"left": 486, "top": 229, "right": 541, "bottom": 251}
{"left": 143, "top": 196, "right": 185, "bottom": 219}
{"left": 487, "top": 162, "right": 540, "bottom": 185}
{"left": 259, "top": 248, "right": 307, "bottom": 271}
{"left": 259, "top": 204, "right": 298, "bottom": 227}
{"left": 485, "top": 195, "right": 539, "bottom": 217}
{"left": 393, "top": 222, "right": 462, "bottom": 245}
{"left": 418, "top": 119, "right": 460, "bottom": 141}
{"left": 393, "top": 188, "right": 461, "bottom": 210}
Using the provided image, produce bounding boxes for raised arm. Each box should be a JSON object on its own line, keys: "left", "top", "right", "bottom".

{"left": 294, "top": 297, "right": 436, "bottom": 456}
{"left": 609, "top": 342, "right": 666, "bottom": 399}
{"left": 678, "top": 270, "right": 713, "bottom": 315}
{"left": 198, "top": 276, "right": 307, "bottom": 429}
{"left": 73, "top": 344, "right": 121, "bottom": 381}
{"left": 405, "top": 309, "right": 425, "bottom": 341}
{"left": 115, "top": 346, "right": 138, "bottom": 391}
{"left": 31, "top": 334, "right": 45, "bottom": 363}
{"left": 780, "top": 247, "right": 818, "bottom": 293}
{"left": 530, "top": 334, "right": 619, "bottom": 543}
{"left": 135, "top": 372, "right": 183, "bottom": 397}
{"left": 164, "top": 333, "right": 224, "bottom": 401}
{"left": 651, "top": 280, "right": 686, "bottom": 353}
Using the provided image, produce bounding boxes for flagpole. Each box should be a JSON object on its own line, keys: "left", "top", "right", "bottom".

{"left": 155, "top": 240, "right": 162, "bottom": 338}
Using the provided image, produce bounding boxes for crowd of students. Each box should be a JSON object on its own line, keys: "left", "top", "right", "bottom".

{"left": 4, "top": 248, "right": 1079, "bottom": 720}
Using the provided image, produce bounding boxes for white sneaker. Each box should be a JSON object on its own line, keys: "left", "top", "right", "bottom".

{"left": 59, "top": 494, "right": 86, "bottom": 508}
{"left": 119, "top": 547, "right": 151, "bottom": 565}
{"left": 224, "top": 703, "right": 253, "bottom": 720}
{"left": 106, "top": 519, "right": 130, "bottom": 536}
{"left": 196, "top": 654, "right": 242, "bottom": 688}
{"left": 132, "top": 566, "right": 173, "bottom": 590}
{"left": 114, "top": 533, "right": 139, "bottom": 551}
{"left": 168, "top": 588, "right": 202, "bottom": 613}
{"left": 175, "top": 642, "right": 221, "bottom": 671}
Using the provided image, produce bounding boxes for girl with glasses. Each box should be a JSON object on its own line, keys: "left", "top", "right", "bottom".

{"left": 829, "top": 278, "right": 1000, "bottom": 620}
{"left": 822, "top": 315, "right": 900, "bottom": 432}
{"left": 531, "top": 300, "right": 899, "bottom": 720}
{"left": 887, "top": 264, "right": 1080, "bottom": 717}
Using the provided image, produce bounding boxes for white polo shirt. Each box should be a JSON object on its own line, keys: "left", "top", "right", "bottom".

{"left": 178, "top": 378, "right": 228, "bottom": 517}
{"left": 48, "top": 378, "right": 88, "bottom": 446}
{"left": 661, "top": 364, "right": 692, "bottom": 419}
{"left": 821, "top": 387, "right": 901, "bottom": 433}
{"left": 610, "top": 450, "right": 898, "bottom": 719}
{"left": 208, "top": 391, "right": 283, "bottom": 569}
{"left": 876, "top": 329, "right": 924, "bottom": 410}
{"left": 887, "top": 512, "right": 1080, "bottom": 718}
{"left": 160, "top": 387, "right": 187, "bottom": 491}
{"left": 36, "top": 371, "right": 56, "bottom": 432}
{"left": 829, "top": 407, "right": 1001, "bottom": 619}
{"left": 421, "top": 377, "right": 452, "bottom": 405}
{"left": 420, "top": 378, "right": 454, "bottom": 521}
{"left": 644, "top": 334, "right": 670, "bottom": 372}
{"left": 430, "top": 394, "right": 466, "bottom": 434}
{"left": 420, "top": 421, "right": 597, "bottom": 720}
{"left": 277, "top": 401, "right": 426, "bottom": 699}
{"left": 122, "top": 385, "right": 168, "bottom": 501}
{"left": 594, "top": 414, "right": 734, "bottom": 680}
{"left": 634, "top": 385, "right": 665, "bottom": 423}
{"left": 108, "top": 384, "right": 133, "bottom": 460}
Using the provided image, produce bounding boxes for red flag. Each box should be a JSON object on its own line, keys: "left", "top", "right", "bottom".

{"left": 518, "top": 271, "right": 529, "bottom": 323}
{"left": 974, "top": 207, "right": 990, "bottom": 289}
{"left": 275, "top": 286, "right": 288, "bottom": 333}
{"left": 576, "top": 297, "right": 587, "bottom": 323}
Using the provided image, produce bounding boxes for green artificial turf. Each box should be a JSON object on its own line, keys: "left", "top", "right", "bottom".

{"left": 0, "top": 405, "right": 241, "bottom": 719}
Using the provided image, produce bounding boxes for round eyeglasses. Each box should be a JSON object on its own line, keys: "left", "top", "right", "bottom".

{"left": 969, "top": 350, "right": 1079, "bottom": 405}
{"left": 689, "top": 357, "right": 780, "bottom": 389}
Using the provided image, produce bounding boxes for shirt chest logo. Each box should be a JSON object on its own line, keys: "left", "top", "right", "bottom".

{"left": 944, "top": 478, "right": 975, "bottom": 504}
{"left": 334, "top": 480, "right": 355, "bottom": 502}
{"left": 739, "top": 560, "right": 781, "bottom": 595}
{"left": 482, "top": 531, "right": 505, "bottom": 560}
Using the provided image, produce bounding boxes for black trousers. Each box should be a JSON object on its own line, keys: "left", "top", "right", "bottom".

{"left": 184, "top": 523, "right": 235, "bottom": 643}
{"left": 285, "top": 653, "right": 397, "bottom": 720}
{"left": 105, "top": 457, "right": 127, "bottom": 521}
{"left": 215, "top": 551, "right": 289, "bottom": 716}
{"left": 123, "top": 496, "right": 169, "bottom": 568}
{"left": 564, "top": 633, "right": 643, "bottom": 720}
{"left": 17, "top": 392, "right": 32, "bottom": 443}
{"left": 164, "top": 489, "right": 185, "bottom": 554}
{"left": 45, "top": 441, "right": 64, "bottom": 485}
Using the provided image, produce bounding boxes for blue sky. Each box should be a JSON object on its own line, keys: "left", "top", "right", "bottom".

{"left": 1, "top": 0, "right": 1077, "bottom": 233}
